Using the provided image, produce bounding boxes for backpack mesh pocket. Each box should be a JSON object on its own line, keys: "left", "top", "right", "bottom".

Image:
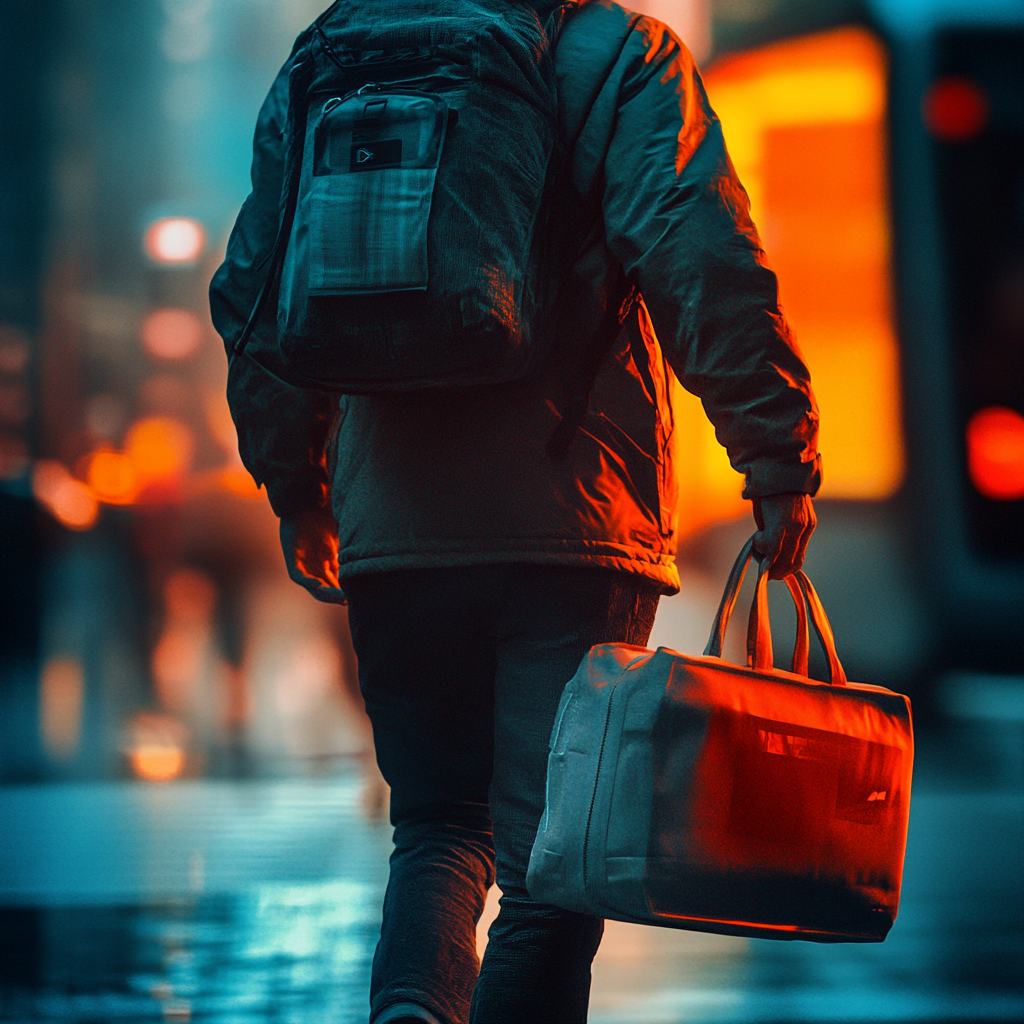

{"left": 308, "top": 90, "right": 448, "bottom": 295}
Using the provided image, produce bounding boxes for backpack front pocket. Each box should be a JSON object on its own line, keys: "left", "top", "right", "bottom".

{"left": 307, "top": 89, "right": 448, "bottom": 295}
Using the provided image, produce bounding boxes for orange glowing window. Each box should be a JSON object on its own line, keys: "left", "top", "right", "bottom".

{"left": 966, "top": 406, "right": 1024, "bottom": 501}
{"left": 923, "top": 76, "right": 989, "bottom": 142}
{"left": 671, "top": 26, "right": 905, "bottom": 537}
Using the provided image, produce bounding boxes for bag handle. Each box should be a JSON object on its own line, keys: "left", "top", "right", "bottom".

{"left": 794, "top": 569, "right": 847, "bottom": 686}
{"left": 703, "top": 536, "right": 809, "bottom": 676}
{"left": 704, "top": 535, "right": 846, "bottom": 684}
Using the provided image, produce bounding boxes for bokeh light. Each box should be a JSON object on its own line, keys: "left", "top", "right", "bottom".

{"left": 152, "top": 569, "right": 218, "bottom": 712}
{"left": 923, "top": 76, "right": 989, "bottom": 142}
{"left": 966, "top": 406, "right": 1024, "bottom": 500}
{"left": 165, "top": 568, "right": 218, "bottom": 622}
{"left": 218, "top": 465, "right": 262, "bottom": 498}
{"left": 31, "top": 460, "right": 99, "bottom": 530}
{"left": 143, "top": 216, "right": 206, "bottom": 264}
{"left": 141, "top": 307, "right": 204, "bottom": 360}
{"left": 124, "top": 415, "right": 195, "bottom": 492}
{"left": 39, "top": 655, "right": 84, "bottom": 759}
{"left": 85, "top": 392, "right": 127, "bottom": 439}
{"left": 126, "top": 712, "right": 188, "bottom": 782}
{"left": 86, "top": 450, "right": 139, "bottom": 505}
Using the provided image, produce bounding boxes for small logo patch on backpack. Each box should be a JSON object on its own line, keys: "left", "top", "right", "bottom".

{"left": 349, "top": 139, "right": 402, "bottom": 172}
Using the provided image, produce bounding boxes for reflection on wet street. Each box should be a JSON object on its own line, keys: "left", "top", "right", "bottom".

{"left": 1, "top": 723, "right": 1021, "bottom": 1024}
{"left": 0, "top": 778, "right": 391, "bottom": 1023}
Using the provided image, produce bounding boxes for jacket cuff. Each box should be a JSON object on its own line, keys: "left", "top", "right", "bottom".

{"left": 742, "top": 455, "right": 822, "bottom": 500}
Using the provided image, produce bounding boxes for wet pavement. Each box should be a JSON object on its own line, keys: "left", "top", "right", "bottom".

{"left": 1, "top": 722, "right": 1022, "bottom": 1024}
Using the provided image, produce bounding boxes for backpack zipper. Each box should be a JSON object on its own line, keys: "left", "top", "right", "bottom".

{"left": 322, "top": 76, "right": 465, "bottom": 107}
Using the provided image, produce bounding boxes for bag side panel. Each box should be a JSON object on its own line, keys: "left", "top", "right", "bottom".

{"left": 526, "top": 644, "right": 652, "bottom": 913}
{"left": 596, "top": 653, "right": 670, "bottom": 920}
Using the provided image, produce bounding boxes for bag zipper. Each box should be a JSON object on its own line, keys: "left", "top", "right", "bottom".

{"left": 579, "top": 653, "right": 651, "bottom": 894}
{"left": 581, "top": 675, "right": 622, "bottom": 894}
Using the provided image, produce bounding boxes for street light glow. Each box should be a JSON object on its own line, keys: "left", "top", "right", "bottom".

{"left": 144, "top": 217, "right": 206, "bottom": 264}
{"left": 966, "top": 406, "right": 1024, "bottom": 501}
{"left": 141, "top": 307, "right": 204, "bottom": 359}
{"left": 923, "top": 76, "right": 989, "bottom": 142}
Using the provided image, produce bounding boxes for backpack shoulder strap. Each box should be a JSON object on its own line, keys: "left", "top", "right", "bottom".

{"left": 543, "top": 2, "right": 640, "bottom": 459}
{"left": 552, "top": 1, "right": 639, "bottom": 152}
{"left": 231, "top": 29, "right": 316, "bottom": 360}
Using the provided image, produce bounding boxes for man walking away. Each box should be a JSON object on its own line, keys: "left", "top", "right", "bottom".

{"left": 211, "top": 2, "right": 820, "bottom": 1022}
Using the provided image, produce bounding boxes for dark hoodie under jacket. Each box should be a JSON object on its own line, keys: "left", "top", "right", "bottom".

{"left": 210, "top": 0, "right": 822, "bottom": 597}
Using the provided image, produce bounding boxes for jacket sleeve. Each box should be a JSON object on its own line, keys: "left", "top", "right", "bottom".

{"left": 209, "top": 42, "right": 336, "bottom": 518}
{"left": 599, "top": 17, "right": 822, "bottom": 498}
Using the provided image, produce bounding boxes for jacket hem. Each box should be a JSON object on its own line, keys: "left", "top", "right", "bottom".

{"left": 336, "top": 545, "right": 681, "bottom": 594}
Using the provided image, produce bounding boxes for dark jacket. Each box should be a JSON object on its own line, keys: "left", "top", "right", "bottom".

{"left": 210, "top": 0, "right": 821, "bottom": 596}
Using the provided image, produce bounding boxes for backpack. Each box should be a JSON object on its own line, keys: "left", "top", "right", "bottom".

{"left": 236, "top": 0, "right": 580, "bottom": 394}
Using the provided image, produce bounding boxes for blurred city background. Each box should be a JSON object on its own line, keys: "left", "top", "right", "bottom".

{"left": 0, "top": 0, "right": 1021, "bottom": 1021}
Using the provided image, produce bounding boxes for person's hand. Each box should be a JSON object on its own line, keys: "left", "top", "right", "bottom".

{"left": 280, "top": 504, "right": 346, "bottom": 602}
{"left": 752, "top": 493, "right": 816, "bottom": 579}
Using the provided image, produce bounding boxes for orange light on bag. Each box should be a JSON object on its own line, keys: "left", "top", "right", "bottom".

{"left": 966, "top": 406, "right": 1024, "bottom": 500}
{"left": 527, "top": 542, "right": 914, "bottom": 942}
{"left": 923, "top": 76, "right": 988, "bottom": 142}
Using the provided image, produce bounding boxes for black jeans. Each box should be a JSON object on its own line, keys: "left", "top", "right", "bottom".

{"left": 344, "top": 564, "right": 659, "bottom": 1024}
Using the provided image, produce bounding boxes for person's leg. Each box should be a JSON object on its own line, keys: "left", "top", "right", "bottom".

{"left": 345, "top": 569, "right": 499, "bottom": 1024}
{"left": 470, "top": 566, "right": 659, "bottom": 1023}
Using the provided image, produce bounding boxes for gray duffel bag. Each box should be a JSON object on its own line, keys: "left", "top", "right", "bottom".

{"left": 526, "top": 537, "right": 914, "bottom": 943}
